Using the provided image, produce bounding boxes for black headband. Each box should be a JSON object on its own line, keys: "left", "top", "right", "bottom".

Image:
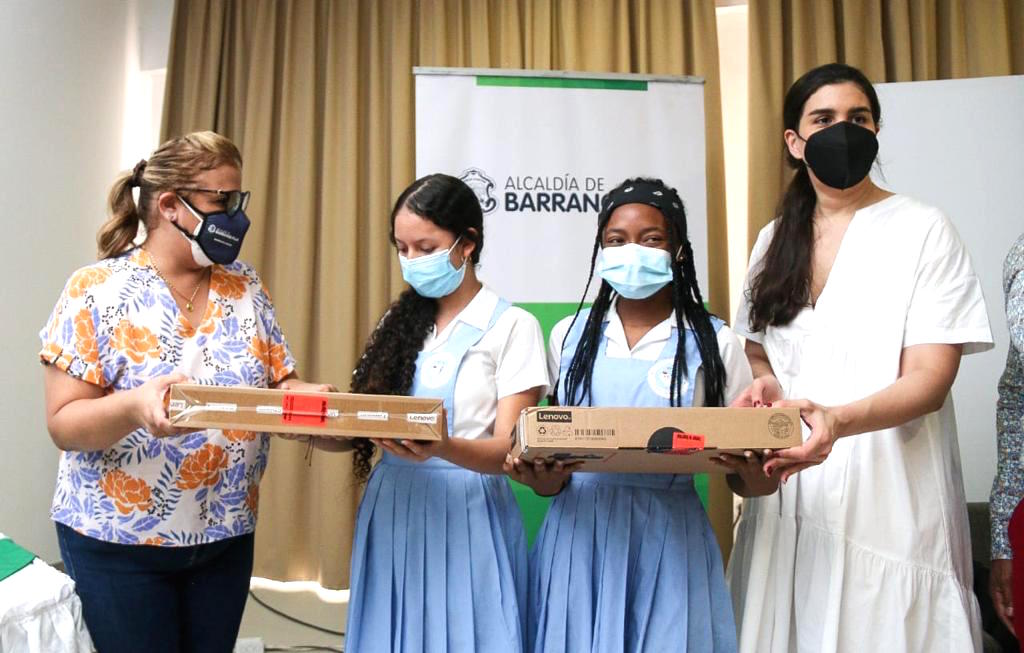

{"left": 602, "top": 180, "right": 684, "bottom": 221}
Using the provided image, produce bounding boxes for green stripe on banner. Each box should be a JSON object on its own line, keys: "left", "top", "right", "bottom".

{"left": 510, "top": 301, "right": 711, "bottom": 546}
{"left": 477, "top": 76, "right": 647, "bottom": 91}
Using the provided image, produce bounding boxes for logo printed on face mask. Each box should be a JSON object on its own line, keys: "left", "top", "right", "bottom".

{"left": 175, "top": 196, "right": 250, "bottom": 266}
{"left": 800, "top": 121, "right": 879, "bottom": 190}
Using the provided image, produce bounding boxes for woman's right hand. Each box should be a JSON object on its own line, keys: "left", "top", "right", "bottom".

{"left": 504, "top": 455, "right": 578, "bottom": 496}
{"left": 133, "top": 372, "right": 194, "bottom": 437}
{"left": 730, "top": 374, "right": 784, "bottom": 408}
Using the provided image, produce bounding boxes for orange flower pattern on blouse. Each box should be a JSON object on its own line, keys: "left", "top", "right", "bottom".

{"left": 177, "top": 444, "right": 229, "bottom": 490}
{"left": 39, "top": 248, "right": 294, "bottom": 546}
{"left": 211, "top": 268, "right": 247, "bottom": 300}
{"left": 100, "top": 470, "right": 153, "bottom": 514}
{"left": 223, "top": 429, "right": 258, "bottom": 442}
{"left": 111, "top": 320, "right": 162, "bottom": 364}
{"left": 245, "top": 484, "right": 259, "bottom": 517}
{"left": 249, "top": 336, "right": 291, "bottom": 382}
{"left": 67, "top": 267, "right": 112, "bottom": 298}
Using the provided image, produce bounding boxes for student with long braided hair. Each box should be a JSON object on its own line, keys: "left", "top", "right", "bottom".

{"left": 507, "top": 178, "right": 771, "bottom": 653}
{"left": 340, "top": 173, "right": 549, "bottom": 653}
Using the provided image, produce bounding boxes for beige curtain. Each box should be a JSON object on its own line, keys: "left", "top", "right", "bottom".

{"left": 163, "top": 0, "right": 731, "bottom": 588}
{"left": 747, "top": 0, "right": 1024, "bottom": 247}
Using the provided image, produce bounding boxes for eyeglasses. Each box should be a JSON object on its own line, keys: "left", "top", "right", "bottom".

{"left": 176, "top": 188, "right": 251, "bottom": 216}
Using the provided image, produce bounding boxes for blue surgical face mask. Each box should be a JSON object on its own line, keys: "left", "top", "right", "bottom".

{"left": 596, "top": 243, "right": 674, "bottom": 299}
{"left": 175, "top": 195, "right": 250, "bottom": 266}
{"left": 399, "top": 236, "right": 467, "bottom": 298}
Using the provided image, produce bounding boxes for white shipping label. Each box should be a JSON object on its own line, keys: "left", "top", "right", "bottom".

{"left": 357, "top": 411, "right": 390, "bottom": 422}
{"left": 205, "top": 402, "right": 238, "bottom": 413}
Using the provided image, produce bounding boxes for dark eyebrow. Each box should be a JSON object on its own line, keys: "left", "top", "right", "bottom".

{"left": 807, "top": 105, "right": 872, "bottom": 117}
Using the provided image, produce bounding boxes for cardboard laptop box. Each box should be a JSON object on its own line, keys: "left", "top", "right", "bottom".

{"left": 167, "top": 383, "right": 446, "bottom": 440}
{"left": 510, "top": 406, "right": 802, "bottom": 474}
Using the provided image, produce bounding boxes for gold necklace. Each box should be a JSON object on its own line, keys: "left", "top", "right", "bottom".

{"left": 145, "top": 249, "right": 206, "bottom": 312}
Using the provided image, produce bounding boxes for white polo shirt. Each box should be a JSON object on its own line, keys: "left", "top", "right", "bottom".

{"left": 422, "top": 285, "right": 550, "bottom": 440}
{"left": 547, "top": 303, "right": 752, "bottom": 406}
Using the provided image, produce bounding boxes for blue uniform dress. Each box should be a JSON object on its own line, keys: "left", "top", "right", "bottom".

{"left": 529, "top": 309, "right": 737, "bottom": 653}
{"left": 346, "top": 298, "right": 528, "bottom": 653}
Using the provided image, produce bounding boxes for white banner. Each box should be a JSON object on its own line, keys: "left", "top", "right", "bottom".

{"left": 415, "top": 68, "right": 708, "bottom": 313}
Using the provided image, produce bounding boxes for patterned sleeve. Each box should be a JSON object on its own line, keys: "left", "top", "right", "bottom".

{"left": 991, "top": 234, "right": 1024, "bottom": 559}
{"left": 38, "top": 266, "right": 113, "bottom": 388}
{"left": 253, "top": 275, "right": 297, "bottom": 385}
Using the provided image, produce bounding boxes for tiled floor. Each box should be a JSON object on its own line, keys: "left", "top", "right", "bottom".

{"left": 236, "top": 577, "right": 347, "bottom": 651}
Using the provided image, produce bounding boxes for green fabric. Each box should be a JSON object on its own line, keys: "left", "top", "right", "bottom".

{"left": 0, "top": 538, "right": 36, "bottom": 581}
{"left": 476, "top": 76, "right": 647, "bottom": 91}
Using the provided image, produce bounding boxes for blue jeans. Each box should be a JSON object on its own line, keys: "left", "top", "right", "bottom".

{"left": 56, "top": 522, "right": 254, "bottom": 653}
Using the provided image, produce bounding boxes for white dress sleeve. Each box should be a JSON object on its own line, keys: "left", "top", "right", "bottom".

{"left": 902, "top": 212, "right": 993, "bottom": 355}
{"left": 733, "top": 222, "right": 777, "bottom": 343}
{"left": 494, "top": 307, "right": 551, "bottom": 399}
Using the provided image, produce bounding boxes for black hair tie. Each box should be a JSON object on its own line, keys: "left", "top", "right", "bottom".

{"left": 130, "top": 159, "right": 148, "bottom": 187}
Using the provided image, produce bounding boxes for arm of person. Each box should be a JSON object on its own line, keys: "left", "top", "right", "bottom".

{"left": 990, "top": 351, "right": 1024, "bottom": 635}
{"left": 766, "top": 342, "right": 962, "bottom": 480}
{"left": 990, "top": 242, "right": 1024, "bottom": 634}
{"left": 729, "top": 340, "right": 784, "bottom": 408}
{"left": 43, "top": 365, "right": 193, "bottom": 452}
{"left": 378, "top": 385, "right": 544, "bottom": 474}
{"left": 706, "top": 326, "right": 782, "bottom": 496}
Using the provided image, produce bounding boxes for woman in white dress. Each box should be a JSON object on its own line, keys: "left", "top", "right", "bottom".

{"left": 727, "top": 63, "right": 993, "bottom": 653}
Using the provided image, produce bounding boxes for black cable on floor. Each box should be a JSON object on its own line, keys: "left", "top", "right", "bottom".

{"left": 248, "top": 589, "right": 346, "bottom": 638}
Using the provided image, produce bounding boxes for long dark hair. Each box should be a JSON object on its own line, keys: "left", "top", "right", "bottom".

{"left": 350, "top": 174, "right": 484, "bottom": 481}
{"left": 557, "top": 177, "right": 726, "bottom": 408}
{"left": 747, "top": 63, "right": 881, "bottom": 331}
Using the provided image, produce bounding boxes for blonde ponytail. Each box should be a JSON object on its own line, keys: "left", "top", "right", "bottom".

{"left": 94, "top": 132, "right": 243, "bottom": 260}
{"left": 97, "top": 171, "right": 141, "bottom": 259}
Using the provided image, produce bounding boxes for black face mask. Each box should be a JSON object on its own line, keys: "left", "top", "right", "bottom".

{"left": 174, "top": 196, "right": 250, "bottom": 266}
{"left": 799, "top": 121, "right": 879, "bottom": 190}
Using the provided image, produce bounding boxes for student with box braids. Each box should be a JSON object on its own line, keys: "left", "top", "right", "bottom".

{"left": 508, "top": 177, "right": 771, "bottom": 653}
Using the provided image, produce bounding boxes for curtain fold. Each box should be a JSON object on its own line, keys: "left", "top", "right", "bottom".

{"left": 163, "top": 0, "right": 730, "bottom": 588}
{"left": 747, "top": 0, "right": 1024, "bottom": 249}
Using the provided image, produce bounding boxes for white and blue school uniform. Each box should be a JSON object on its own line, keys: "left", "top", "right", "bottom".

{"left": 530, "top": 303, "right": 752, "bottom": 653}
{"left": 346, "top": 285, "right": 549, "bottom": 653}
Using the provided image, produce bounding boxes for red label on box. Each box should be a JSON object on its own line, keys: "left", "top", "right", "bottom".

{"left": 282, "top": 394, "right": 327, "bottom": 426}
{"left": 671, "top": 431, "right": 705, "bottom": 454}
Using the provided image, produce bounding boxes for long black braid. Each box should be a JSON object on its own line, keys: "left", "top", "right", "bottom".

{"left": 557, "top": 177, "right": 727, "bottom": 408}
{"left": 350, "top": 174, "right": 485, "bottom": 482}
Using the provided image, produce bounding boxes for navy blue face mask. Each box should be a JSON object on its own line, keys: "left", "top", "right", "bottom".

{"left": 174, "top": 194, "right": 251, "bottom": 266}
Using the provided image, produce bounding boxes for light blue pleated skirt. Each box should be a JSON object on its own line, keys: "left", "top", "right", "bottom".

{"left": 345, "top": 453, "right": 527, "bottom": 653}
{"left": 529, "top": 472, "right": 738, "bottom": 653}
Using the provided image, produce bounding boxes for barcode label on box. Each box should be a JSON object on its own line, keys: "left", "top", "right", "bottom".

{"left": 256, "top": 405, "right": 284, "bottom": 415}
{"left": 205, "top": 402, "right": 238, "bottom": 413}
{"left": 357, "top": 411, "right": 389, "bottom": 422}
{"left": 575, "top": 429, "right": 615, "bottom": 437}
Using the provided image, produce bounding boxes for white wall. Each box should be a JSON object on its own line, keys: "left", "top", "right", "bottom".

{"left": 874, "top": 75, "right": 1024, "bottom": 504}
{"left": 0, "top": 0, "right": 172, "bottom": 562}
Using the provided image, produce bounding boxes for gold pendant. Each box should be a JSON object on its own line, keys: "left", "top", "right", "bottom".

{"left": 186, "top": 301, "right": 193, "bottom": 312}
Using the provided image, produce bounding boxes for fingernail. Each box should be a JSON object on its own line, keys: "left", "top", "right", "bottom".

{"left": 767, "top": 402, "right": 774, "bottom": 407}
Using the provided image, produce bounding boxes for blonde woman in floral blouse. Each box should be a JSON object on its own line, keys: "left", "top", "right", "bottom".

{"left": 40, "top": 131, "right": 330, "bottom": 653}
